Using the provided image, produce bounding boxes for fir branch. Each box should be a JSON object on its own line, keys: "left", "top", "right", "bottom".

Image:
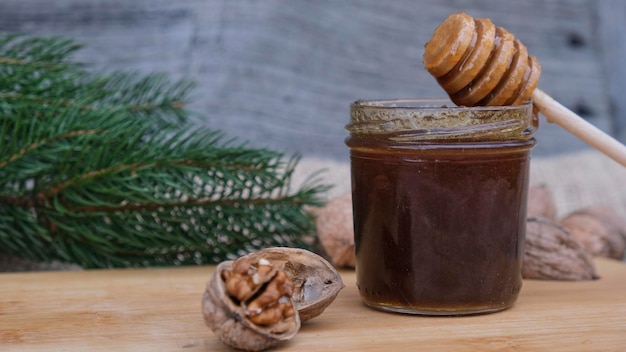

{"left": 0, "top": 33, "right": 193, "bottom": 126}
{"left": 0, "top": 33, "right": 329, "bottom": 268}
{"left": 0, "top": 34, "right": 83, "bottom": 69}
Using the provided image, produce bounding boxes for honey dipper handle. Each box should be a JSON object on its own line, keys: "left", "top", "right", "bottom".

{"left": 532, "top": 89, "right": 626, "bottom": 168}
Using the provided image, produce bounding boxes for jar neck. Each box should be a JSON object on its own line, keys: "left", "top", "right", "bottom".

{"left": 347, "top": 99, "right": 537, "bottom": 144}
{"left": 346, "top": 136, "right": 536, "bottom": 155}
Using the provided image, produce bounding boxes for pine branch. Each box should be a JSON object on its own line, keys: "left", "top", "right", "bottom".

{"left": 0, "top": 33, "right": 329, "bottom": 268}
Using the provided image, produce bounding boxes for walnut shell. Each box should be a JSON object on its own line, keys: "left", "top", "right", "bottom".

{"left": 202, "top": 247, "right": 344, "bottom": 351}
{"left": 314, "top": 193, "right": 355, "bottom": 268}
{"left": 240, "top": 247, "right": 345, "bottom": 322}
{"left": 523, "top": 217, "right": 598, "bottom": 281}
{"left": 560, "top": 206, "right": 626, "bottom": 260}
{"left": 527, "top": 184, "right": 557, "bottom": 220}
{"left": 202, "top": 260, "right": 301, "bottom": 352}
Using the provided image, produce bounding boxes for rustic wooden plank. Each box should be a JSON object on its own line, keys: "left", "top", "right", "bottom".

{"left": 0, "top": 258, "right": 625, "bottom": 350}
{"left": 0, "top": 0, "right": 614, "bottom": 160}
{"left": 597, "top": 0, "right": 626, "bottom": 142}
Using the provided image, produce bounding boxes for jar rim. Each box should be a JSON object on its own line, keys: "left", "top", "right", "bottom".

{"left": 347, "top": 98, "right": 536, "bottom": 142}
{"left": 351, "top": 98, "right": 532, "bottom": 111}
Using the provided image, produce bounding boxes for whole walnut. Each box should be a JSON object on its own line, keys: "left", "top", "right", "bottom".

{"left": 527, "top": 184, "right": 558, "bottom": 220}
{"left": 560, "top": 206, "right": 626, "bottom": 260}
{"left": 202, "top": 247, "right": 344, "bottom": 351}
{"left": 523, "top": 217, "right": 597, "bottom": 281}
{"left": 314, "top": 193, "right": 355, "bottom": 268}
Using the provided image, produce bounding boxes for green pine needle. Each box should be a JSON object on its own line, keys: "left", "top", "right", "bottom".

{"left": 0, "top": 33, "right": 329, "bottom": 268}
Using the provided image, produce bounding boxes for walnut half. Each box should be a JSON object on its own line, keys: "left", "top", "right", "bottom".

{"left": 203, "top": 257, "right": 300, "bottom": 351}
{"left": 202, "top": 247, "right": 344, "bottom": 351}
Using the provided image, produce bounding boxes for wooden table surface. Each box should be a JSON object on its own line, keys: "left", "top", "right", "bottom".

{"left": 1, "top": 258, "right": 625, "bottom": 351}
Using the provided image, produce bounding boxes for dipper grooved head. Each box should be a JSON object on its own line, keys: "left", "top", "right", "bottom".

{"left": 424, "top": 12, "right": 541, "bottom": 106}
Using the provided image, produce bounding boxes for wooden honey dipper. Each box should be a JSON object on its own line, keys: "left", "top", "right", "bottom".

{"left": 423, "top": 12, "right": 626, "bottom": 167}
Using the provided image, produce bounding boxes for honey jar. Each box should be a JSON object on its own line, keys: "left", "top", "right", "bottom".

{"left": 346, "top": 99, "right": 537, "bottom": 315}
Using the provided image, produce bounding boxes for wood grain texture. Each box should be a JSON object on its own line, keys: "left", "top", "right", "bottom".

{"left": 0, "top": 258, "right": 625, "bottom": 351}
{"left": 0, "top": 0, "right": 619, "bottom": 161}
{"left": 597, "top": 0, "right": 626, "bottom": 142}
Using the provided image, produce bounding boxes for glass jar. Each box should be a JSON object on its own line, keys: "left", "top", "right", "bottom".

{"left": 345, "top": 99, "right": 537, "bottom": 315}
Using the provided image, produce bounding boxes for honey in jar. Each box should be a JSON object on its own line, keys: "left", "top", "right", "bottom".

{"left": 346, "top": 99, "right": 537, "bottom": 315}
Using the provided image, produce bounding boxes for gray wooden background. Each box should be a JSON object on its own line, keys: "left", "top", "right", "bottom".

{"left": 1, "top": 0, "right": 625, "bottom": 162}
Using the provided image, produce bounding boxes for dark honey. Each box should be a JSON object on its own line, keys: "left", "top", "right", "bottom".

{"left": 346, "top": 99, "right": 536, "bottom": 315}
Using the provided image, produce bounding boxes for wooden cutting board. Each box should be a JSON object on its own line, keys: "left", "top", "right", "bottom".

{"left": 1, "top": 258, "right": 625, "bottom": 351}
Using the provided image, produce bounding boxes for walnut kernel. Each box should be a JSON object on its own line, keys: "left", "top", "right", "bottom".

{"left": 203, "top": 258, "right": 300, "bottom": 351}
